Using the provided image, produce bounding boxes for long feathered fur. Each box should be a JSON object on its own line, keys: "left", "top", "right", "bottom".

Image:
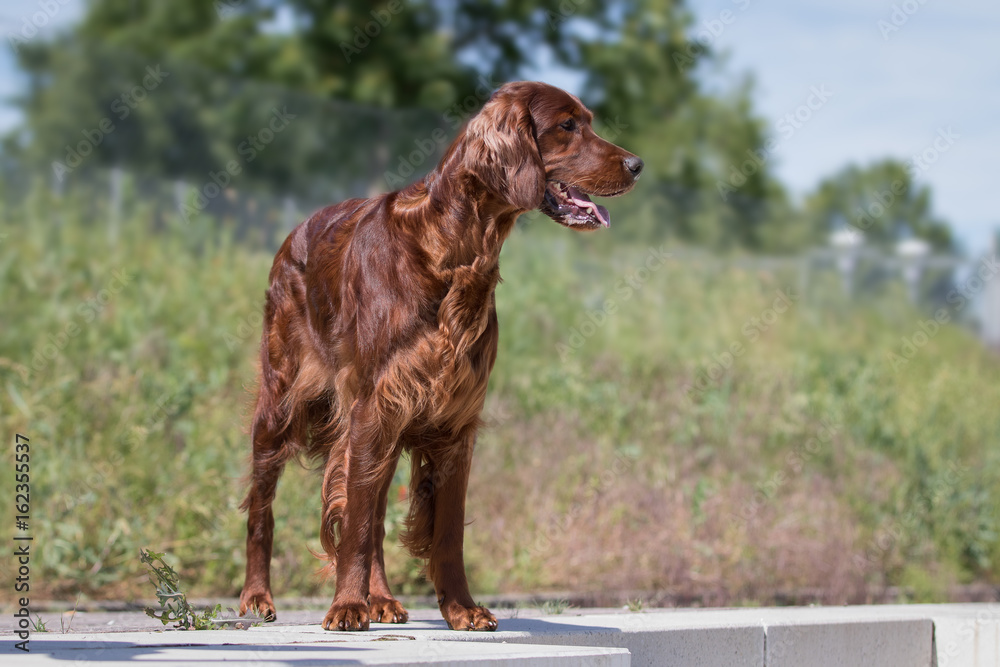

{"left": 238, "top": 81, "right": 642, "bottom": 631}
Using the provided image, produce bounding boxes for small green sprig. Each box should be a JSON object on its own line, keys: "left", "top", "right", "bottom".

{"left": 139, "top": 549, "right": 221, "bottom": 630}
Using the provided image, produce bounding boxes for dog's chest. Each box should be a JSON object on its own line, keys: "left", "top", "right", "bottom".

{"left": 433, "top": 261, "right": 500, "bottom": 357}
{"left": 398, "top": 269, "right": 500, "bottom": 427}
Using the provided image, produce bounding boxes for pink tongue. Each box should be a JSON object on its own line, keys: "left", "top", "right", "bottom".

{"left": 566, "top": 186, "right": 611, "bottom": 227}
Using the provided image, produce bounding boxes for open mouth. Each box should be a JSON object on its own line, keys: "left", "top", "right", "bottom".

{"left": 539, "top": 181, "right": 612, "bottom": 230}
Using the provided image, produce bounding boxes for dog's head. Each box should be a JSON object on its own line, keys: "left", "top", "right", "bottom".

{"left": 462, "top": 81, "right": 643, "bottom": 230}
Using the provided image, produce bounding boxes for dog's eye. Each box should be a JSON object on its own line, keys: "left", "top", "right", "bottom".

{"left": 559, "top": 119, "right": 576, "bottom": 131}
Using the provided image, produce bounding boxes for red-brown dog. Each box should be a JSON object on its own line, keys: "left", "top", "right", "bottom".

{"left": 239, "top": 81, "right": 642, "bottom": 631}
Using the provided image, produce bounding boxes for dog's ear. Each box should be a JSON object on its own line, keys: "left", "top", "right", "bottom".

{"left": 462, "top": 92, "right": 545, "bottom": 211}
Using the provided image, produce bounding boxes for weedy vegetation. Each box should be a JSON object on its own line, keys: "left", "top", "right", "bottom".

{"left": 140, "top": 548, "right": 222, "bottom": 630}
{"left": 1, "top": 189, "right": 998, "bottom": 607}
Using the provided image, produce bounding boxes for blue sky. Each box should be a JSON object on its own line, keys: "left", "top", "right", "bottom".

{"left": 0, "top": 0, "right": 81, "bottom": 130}
{"left": 1, "top": 0, "right": 997, "bottom": 253}
{"left": 689, "top": 0, "right": 1000, "bottom": 255}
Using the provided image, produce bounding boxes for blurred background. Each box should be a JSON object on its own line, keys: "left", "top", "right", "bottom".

{"left": 1, "top": 0, "right": 998, "bottom": 609}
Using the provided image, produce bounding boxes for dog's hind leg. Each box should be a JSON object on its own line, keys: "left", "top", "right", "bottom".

{"left": 239, "top": 303, "right": 305, "bottom": 621}
{"left": 239, "top": 398, "right": 297, "bottom": 620}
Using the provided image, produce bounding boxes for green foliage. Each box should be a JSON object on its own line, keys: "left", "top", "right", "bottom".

{"left": 0, "top": 197, "right": 995, "bottom": 605}
{"left": 535, "top": 598, "right": 573, "bottom": 615}
{"left": 140, "top": 549, "right": 222, "bottom": 630}
{"left": 804, "top": 159, "right": 954, "bottom": 251}
{"left": 3, "top": 0, "right": 834, "bottom": 253}
{"left": 4, "top": 0, "right": 957, "bottom": 254}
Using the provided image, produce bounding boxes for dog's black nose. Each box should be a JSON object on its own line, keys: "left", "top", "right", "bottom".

{"left": 625, "top": 155, "right": 644, "bottom": 177}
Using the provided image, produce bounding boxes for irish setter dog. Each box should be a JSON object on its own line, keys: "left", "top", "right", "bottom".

{"left": 239, "top": 81, "right": 642, "bottom": 631}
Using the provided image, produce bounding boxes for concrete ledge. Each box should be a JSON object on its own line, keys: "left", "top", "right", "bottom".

{"left": 2, "top": 630, "right": 629, "bottom": 666}
{"left": 904, "top": 604, "right": 1000, "bottom": 667}
{"left": 407, "top": 607, "right": 935, "bottom": 667}
{"left": 2, "top": 603, "right": 997, "bottom": 666}
{"left": 416, "top": 612, "right": 764, "bottom": 667}
{"left": 762, "top": 618, "right": 930, "bottom": 667}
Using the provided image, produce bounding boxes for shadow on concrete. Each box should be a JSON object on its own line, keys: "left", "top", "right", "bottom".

{"left": 10, "top": 639, "right": 378, "bottom": 665}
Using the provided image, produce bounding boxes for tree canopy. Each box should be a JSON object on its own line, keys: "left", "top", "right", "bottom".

{"left": 3, "top": 0, "right": 956, "bottom": 253}
{"left": 804, "top": 159, "right": 953, "bottom": 251}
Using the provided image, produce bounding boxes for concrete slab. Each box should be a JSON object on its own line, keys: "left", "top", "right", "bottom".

{"left": 750, "top": 603, "right": 999, "bottom": 667}
{"left": 0, "top": 628, "right": 630, "bottom": 666}
{"left": 402, "top": 611, "right": 763, "bottom": 667}
{"left": 861, "top": 603, "right": 1000, "bottom": 667}
{"left": 763, "top": 619, "right": 932, "bottom": 667}
{"left": 3, "top": 603, "right": 999, "bottom": 666}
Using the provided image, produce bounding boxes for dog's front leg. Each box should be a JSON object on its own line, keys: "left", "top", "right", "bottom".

{"left": 426, "top": 438, "right": 498, "bottom": 631}
{"left": 368, "top": 467, "right": 409, "bottom": 623}
{"left": 322, "top": 397, "right": 388, "bottom": 631}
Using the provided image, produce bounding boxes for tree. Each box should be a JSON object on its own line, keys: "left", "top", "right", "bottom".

{"left": 804, "top": 160, "right": 953, "bottom": 252}
{"left": 12, "top": 0, "right": 281, "bottom": 182}
{"left": 10, "top": 0, "right": 633, "bottom": 198}
{"left": 6, "top": 0, "right": 953, "bottom": 254}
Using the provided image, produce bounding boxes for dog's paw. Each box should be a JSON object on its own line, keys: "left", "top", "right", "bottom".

{"left": 239, "top": 591, "right": 276, "bottom": 622}
{"left": 441, "top": 602, "right": 497, "bottom": 631}
{"left": 322, "top": 602, "right": 370, "bottom": 631}
{"left": 369, "top": 596, "right": 409, "bottom": 624}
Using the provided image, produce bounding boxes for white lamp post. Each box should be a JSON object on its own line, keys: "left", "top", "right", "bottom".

{"left": 830, "top": 228, "right": 863, "bottom": 295}
{"left": 896, "top": 238, "right": 931, "bottom": 304}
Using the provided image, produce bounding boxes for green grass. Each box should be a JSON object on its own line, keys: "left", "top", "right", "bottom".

{"left": 534, "top": 598, "right": 573, "bottom": 615}
{"left": 1, "top": 191, "right": 998, "bottom": 605}
{"left": 626, "top": 597, "right": 644, "bottom": 612}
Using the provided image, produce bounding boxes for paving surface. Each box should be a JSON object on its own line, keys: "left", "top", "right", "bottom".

{"left": 1, "top": 603, "right": 998, "bottom": 666}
